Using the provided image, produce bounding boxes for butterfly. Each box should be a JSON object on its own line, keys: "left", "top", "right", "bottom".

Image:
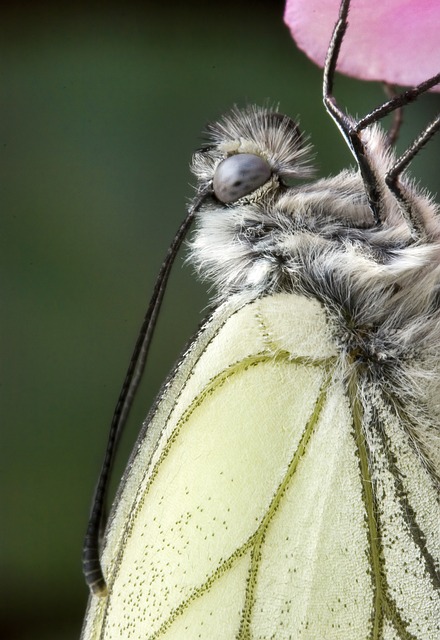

{"left": 81, "top": 0, "right": 440, "bottom": 637}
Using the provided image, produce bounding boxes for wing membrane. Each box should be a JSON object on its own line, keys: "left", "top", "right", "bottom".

{"left": 82, "top": 293, "right": 440, "bottom": 640}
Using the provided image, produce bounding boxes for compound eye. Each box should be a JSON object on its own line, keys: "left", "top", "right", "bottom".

{"left": 213, "top": 153, "right": 271, "bottom": 203}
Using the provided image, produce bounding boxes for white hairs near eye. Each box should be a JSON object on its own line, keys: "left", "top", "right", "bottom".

{"left": 81, "top": 5, "right": 440, "bottom": 640}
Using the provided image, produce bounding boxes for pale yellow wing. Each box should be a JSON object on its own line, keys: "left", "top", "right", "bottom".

{"left": 81, "top": 292, "right": 440, "bottom": 639}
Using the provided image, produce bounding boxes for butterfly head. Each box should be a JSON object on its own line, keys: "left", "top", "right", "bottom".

{"left": 191, "top": 106, "right": 314, "bottom": 206}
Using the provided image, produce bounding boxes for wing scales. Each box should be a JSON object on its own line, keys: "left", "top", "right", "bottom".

{"left": 82, "top": 294, "right": 336, "bottom": 639}
{"left": 82, "top": 293, "right": 440, "bottom": 640}
{"left": 364, "top": 399, "right": 440, "bottom": 639}
{"left": 159, "top": 550, "right": 253, "bottom": 639}
{"left": 249, "top": 379, "right": 374, "bottom": 639}
{"left": 102, "top": 356, "right": 329, "bottom": 638}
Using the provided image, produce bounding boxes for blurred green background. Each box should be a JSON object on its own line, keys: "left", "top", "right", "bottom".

{"left": 2, "top": 1, "right": 439, "bottom": 638}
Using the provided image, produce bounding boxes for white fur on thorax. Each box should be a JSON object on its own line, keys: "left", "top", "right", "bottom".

{"left": 189, "top": 105, "right": 440, "bottom": 476}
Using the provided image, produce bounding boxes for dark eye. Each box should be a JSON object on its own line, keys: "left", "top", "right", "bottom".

{"left": 213, "top": 153, "right": 271, "bottom": 203}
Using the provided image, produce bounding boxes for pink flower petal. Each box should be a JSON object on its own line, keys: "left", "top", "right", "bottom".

{"left": 284, "top": 0, "right": 440, "bottom": 91}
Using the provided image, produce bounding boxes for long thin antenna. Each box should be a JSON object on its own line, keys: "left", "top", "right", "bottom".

{"left": 83, "top": 192, "right": 207, "bottom": 595}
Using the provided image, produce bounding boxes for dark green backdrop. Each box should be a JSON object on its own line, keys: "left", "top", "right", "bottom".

{"left": 2, "top": 1, "right": 439, "bottom": 638}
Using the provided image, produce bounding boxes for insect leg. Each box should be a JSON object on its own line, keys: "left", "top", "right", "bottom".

{"left": 322, "top": 0, "right": 354, "bottom": 142}
{"left": 387, "top": 114, "right": 440, "bottom": 184}
{"left": 356, "top": 75, "right": 440, "bottom": 133}
{"left": 356, "top": 84, "right": 440, "bottom": 238}
{"left": 385, "top": 114, "right": 440, "bottom": 237}
{"left": 323, "top": 0, "right": 384, "bottom": 225}
{"left": 324, "top": 0, "right": 440, "bottom": 235}
{"left": 383, "top": 85, "right": 403, "bottom": 148}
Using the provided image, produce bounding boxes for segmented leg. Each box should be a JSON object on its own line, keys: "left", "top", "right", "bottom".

{"left": 323, "top": 0, "right": 440, "bottom": 237}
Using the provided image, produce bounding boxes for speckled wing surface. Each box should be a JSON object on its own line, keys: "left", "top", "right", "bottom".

{"left": 81, "top": 292, "right": 440, "bottom": 640}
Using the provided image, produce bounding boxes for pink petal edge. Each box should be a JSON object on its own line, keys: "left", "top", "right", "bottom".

{"left": 284, "top": 0, "right": 440, "bottom": 91}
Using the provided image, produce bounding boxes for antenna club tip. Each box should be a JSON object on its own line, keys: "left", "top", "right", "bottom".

{"left": 90, "top": 580, "right": 108, "bottom": 597}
